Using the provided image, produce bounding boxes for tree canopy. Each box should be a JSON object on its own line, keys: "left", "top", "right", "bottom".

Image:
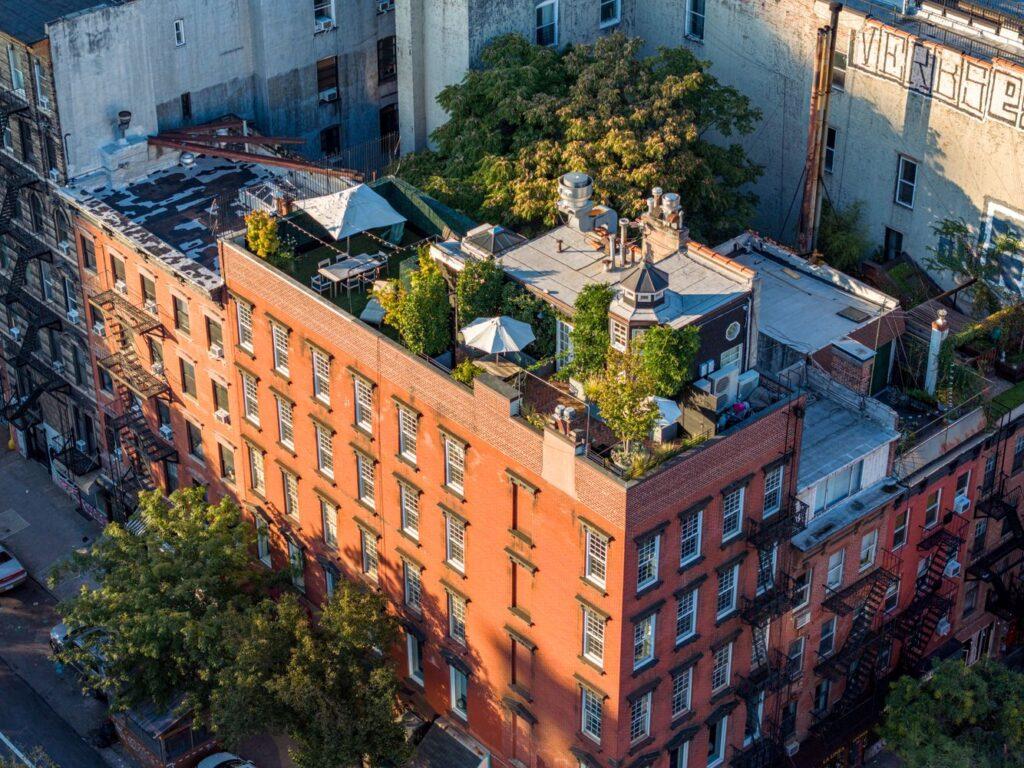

{"left": 376, "top": 248, "right": 452, "bottom": 356}
{"left": 397, "top": 33, "right": 762, "bottom": 242}
{"left": 926, "top": 218, "right": 1020, "bottom": 316}
{"left": 637, "top": 325, "right": 700, "bottom": 397}
{"left": 817, "top": 200, "right": 870, "bottom": 273}
{"left": 590, "top": 346, "right": 659, "bottom": 453}
{"left": 879, "top": 659, "right": 1024, "bottom": 768}
{"left": 53, "top": 489, "right": 408, "bottom": 766}
{"left": 565, "top": 283, "right": 615, "bottom": 380}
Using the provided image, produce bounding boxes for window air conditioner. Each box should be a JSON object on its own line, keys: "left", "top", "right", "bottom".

{"left": 953, "top": 494, "right": 971, "bottom": 514}
{"left": 319, "top": 87, "right": 339, "bottom": 103}
{"left": 67, "top": 308, "right": 80, "bottom": 323}
{"left": 785, "top": 741, "right": 800, "bottom": 757}
{"left": 115, "top": 279, "right": 127, "bottom": 294}
{"left": 75, "top": 439, "right": 88, "bottom": 453}
{"left": 214, "top": 408, "right": 230, "bottom": 424}
{"left": 794, "top": 611, "right": 810, "bottom": 629}
{"left": 208, "top": 343, "right": 224, "bottom": 360}
{"left": 151, "top": 362, "right": 164, "bottom": 376}
{"left": 314, "top": 17, "right": 336, "bottom": 33}
{"left": 159, "top": 424, "right": 174, "bottom": 441}
{"left": 936, "top": 617, "right": 951, "bottom": 636}
{"left": 144, "top": 300, "right": 158, "bottom": 314}
{"left": 377, "top": 0, "right": 395, "bottom": 11}
{"left": 943, "top": 559, "right": 961, "bottom": 578}
{"left": 92, "top": 321, "right": 106, "bottom": 337}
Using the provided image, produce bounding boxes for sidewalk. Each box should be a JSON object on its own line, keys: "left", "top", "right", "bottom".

{"left": 0, "top": 447, "right": 130, "bottom": 768}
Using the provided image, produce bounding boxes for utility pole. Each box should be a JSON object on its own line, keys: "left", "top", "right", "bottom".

{"left": 797, "top": 2, "right": 843, "bottom": 257}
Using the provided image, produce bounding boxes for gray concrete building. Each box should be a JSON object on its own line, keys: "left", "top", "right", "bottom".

{"left": 397, "top": 0, "right": 1024, "bottom": 294}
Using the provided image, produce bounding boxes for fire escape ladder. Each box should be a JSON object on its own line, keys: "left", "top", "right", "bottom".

{"left": 0, "top": 88, "right": 29, "bottom": 137}
{"left": 1, "top": 358, "right": 69, "bottom": 430}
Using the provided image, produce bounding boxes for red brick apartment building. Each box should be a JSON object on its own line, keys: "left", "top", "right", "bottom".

{"left": 51, "top": 144, "right": 1024, "bottom": 768}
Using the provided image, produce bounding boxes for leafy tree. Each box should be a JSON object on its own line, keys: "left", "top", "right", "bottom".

{"left": 398, "top": 33, "right": 762, "bottom": 242}
{"left": 269, "top": 582, "right": 410, "bottom": 768}
{"left": 817, "top": 200, "right": 869, "bottom": 272}
{"left": 376, "top": 248, "right": 452, "bottom": 356}
{"left": 926, "top": 218, "right": 1020, "bottom": 316}
{"left": 51, "top": 488, "right": 286, "bottom": 717}
{"left": 456, "top": 258, "right": 505, "bottom": 324}
{"left": 501, "top": 282, "right": 557, "bottom": 360}
{"left": 452, "top": 359, "right": 484, "bottom": 384}
{"left": 566, "top": 283, "right": 615, "bottom": 379}
{"left": 245, "top": 210, "right": 281, "bottom": 260}
{"left": 638, "top": 325, "right": 699, "bottom": 397}
{"left": 879, "top": 659, "right": 1024, "bottom": 768}
{"left": 590, "top": 347, "right": 658, "bottom": 454}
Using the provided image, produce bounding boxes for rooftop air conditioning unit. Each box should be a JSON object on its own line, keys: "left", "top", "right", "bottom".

{"left": 214, "top": 408, "right": 230, "bottom": 424}
{"left": 67, "top": 308, "right": 80, "bottom": 324}
{"left": 208, "top": 343, "right": 224, "bottom": 360}
{"left": 318, "top": 87, "right": 338, "bottom": 103}
{"left": 953, "top": 494, "right": 971, "bottom": 514}
{"left": 144, "top": 299, "right": 158, "bottom": 314}
{"left": 936, "top": 616, "right": 951, "bottom": 636}
{"left": 706, "top": 366, "right": 739, "bottom": 411}
{"left": 944, "top": 559, "right": 961, "bottom": 578}
{"left": 159, "top": 424, "right": 173, "bottom": 441}
{"left": 737, "top": 369, "right": 760, "bottom": 400}
{"left": 115, "top": 279, "right": 127, "bottom": 294}
{"left": 92, "top": 321, "right": 106, "bottom": 337}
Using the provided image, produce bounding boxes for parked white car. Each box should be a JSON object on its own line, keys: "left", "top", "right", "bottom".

{"left": 0, "top": 544, "right": 27, "bottom": 592}
{"left": 197, "top": 754, "right": 257, "bottom": 768}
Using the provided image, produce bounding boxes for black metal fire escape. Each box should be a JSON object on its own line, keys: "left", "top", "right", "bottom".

{"left": 968, "top": 473, "right": 1024, "bottom": 623}
{"left": 89, "top": 289, "right": 175, "bottom": 521}
{"left": 811, "top": 548, "right": 900, "bottom": 739}
{"left": 730, "top": 497, "right": 810, "bottom": 768}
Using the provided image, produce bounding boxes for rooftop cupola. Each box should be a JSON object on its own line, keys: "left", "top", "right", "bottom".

{"left": 619, "top": 260, "right": 669, "bottom": 309}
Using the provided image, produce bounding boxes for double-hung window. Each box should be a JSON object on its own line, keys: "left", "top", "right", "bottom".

{"left": 883, "top": 578, "right": 899, "bottom": 613}
{"left": 271, "top": 324, "right": 289, "bottom": 375}
{"left": 448, "top": 591, "right": 467, "bottom": 644}
{"left": 756, "top": 545, "right": 777, "bottom": 594}
{"left": 676, "top": 586, "right": 698, "bottom": 643}
{"left": 584, "top": 526, "right": 608, "bottom": 588}
{"left": 360, "top": 528, "right": 379, "bottom": 580}
{"left": 633, "top": 614, "right": 656, "bottom": 669}
{"left": 282, "top": 470, "right": 299, "bottom": 519}
{"left": 399, "top": 482, "right": 419, "bottom": 539}
{"left": 707, "top": 716, "right": 728, "bottom": 766}
{"left": 242, "top": 372, "right": 259, "bottom": 425}
{"left": 276, "top": 395, "right": 294, "bottom": 449}
{"left": 173, "top": 296, "right": 190, "bottom": 334}
{"left": 636, "top": 533, "right": 660, "bottom": 591}
{"left": 859, "top": 529, "right": 878, "bottom": 571}
{"left": 711, "top": 642, "right": 733, "bottom": 692}
{"left": 247, "top": 444, "right": 265, "bottom": 495}
{"left": 255, "top": 516, "right": 271, "bottom": 566}
{"left": 406, "top": 632, "right": 424, "bottom": 684}
{"left": 824, "top": 127, "right": 837, "bottom": 174}
{"left": 925, "top": 489, "right": 941, "bottom": 528}
{"left": 353, "top": 376, "right": 373, "bottom": 433}
{"left": 535, "top": 0, "right": 558, "bottom": 46}
{"left": 312, "top": 348, "right": 330, "bottom": 404}
{"left": 628, "top": 692, "right": 652, "bottom": 743}
{"left": 680, "top": 508, "right": 702, "bottom": 565}
{"left": 236, "top": 300, "right": 254, "bottom": 351}
{"left": 581, "top": 687, "right": 602, "bottom": 742}
{"left": 403, "top": 561, "right": 422, "bottom": 612}
{"left": 895, "top": 156, "right": 918, "bottom": 208}
{"left": 445, "top": 513, "right": 467, "bottom": 572}
{"left": 356, "top": 452, "right": 375, "bottom": 508}
{"left": 450, "top": 666, "right": 468, "bottom": 720}
{"left": 722, "top": 487, "right": 744, "bottom": 541}
{"left": 671, "top": 666, "right": 693, "bottom": 718}
{"left": 320, "top": 497, "right": 337, "bottom": 546}
{"left": 288, "top": 539, "right": 304, "bottom": 591}
{"left": 716, "top": 563, "right": 739, "bottom": 619}
{"left": 792, "top": 568, "right": 812, "bottom": 609}
{"left": 826, "top": 549, "right": 845, "bottom": 589}
{"left": 686, "top": 0, "right": 706, "bottom": 40}
{"left": 600, "top": 0, "right": 620, "bottom": 27}
{"left": 443, "top": 434, "right": 466, "bottom": 494}
{"left": 819, "top": 617, "right": 837, "bottom": 656}
{"left": 315, "top": 422, "right": 333, "bottom": 477}
{"left": 893, "top": 508, "right": 909, "bottom": 549}
{"left": 763, "top": 465, "right": 784, "bottom": 516}
{"left": 398, "top": 406, "right": 417, "bottom": 462}
{"left": 582, "top": 606, "right": 605, "bottom": 666}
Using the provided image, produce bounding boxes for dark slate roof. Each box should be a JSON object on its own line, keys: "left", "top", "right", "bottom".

{"left": 0, "top": 0, "right": 110, "bottom": 44}
{"left": 464, "top": 225, "right": 526, "bottom": 257}
{"left": 411, "top": 723, "right": 484, "bottom": 768}
{"left": 621, "top": 262, "right": 669, "bottom": 293}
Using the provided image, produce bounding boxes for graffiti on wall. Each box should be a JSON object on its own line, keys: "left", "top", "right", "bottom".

{"left": 850, "top": 23, "right": 1024, "bottom": 130}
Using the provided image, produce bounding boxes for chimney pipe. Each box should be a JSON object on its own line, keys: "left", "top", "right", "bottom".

{"left": 925, "top": 309, "right": 949, "bottom": 396}
{"left": 607, "top": 234, "right": 617, "bottom": 268}
{"left": 619, "top": 220, "right": 628, "bottom": 264}
{"left": 652, "top": 187, "right": 664, "bottom": 216}
{"left": 646, "top": 197, "right": 656, "bottom": 216}
{"left": 556, "top": 238, "right": 564, "bottom": 253}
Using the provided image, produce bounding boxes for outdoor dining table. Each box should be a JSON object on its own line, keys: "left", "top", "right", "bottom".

{"left": 318, "top": 252, "right": 386, "bottom": 296}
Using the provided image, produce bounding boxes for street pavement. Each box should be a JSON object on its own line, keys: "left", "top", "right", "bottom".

{"left": 0, "top": 448, "right": 128, "bottom": 768}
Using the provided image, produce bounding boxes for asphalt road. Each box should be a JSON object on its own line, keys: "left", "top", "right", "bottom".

{"left": 0, "top": 655, "right": 106, "bottom": 768}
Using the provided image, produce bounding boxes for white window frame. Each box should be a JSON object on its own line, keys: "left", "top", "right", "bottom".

{"left": 720, "top": 343, "right": 743, "bottom": 370}
{"left": 255, "top": 516, "right": 271, "bottom": 566}
{"left": 288, "top": 539, "right": 305, "bottom": 591}
{"left": 884, "top": 578, "right": 899, "bottom": 613}
{"left": 628, "top": 692, "right": 652, "bottom": 743}
{"left": 406, "top": 632, "right": 424, "bottom": 684}
{"left": 925, "top": 489, "right": 941, "bottom": 529}
{"left": 248, "top": 444, "right": 265, "bottom": 495}
{"left": 360, "top": 528, "right": 379, "bottom": 580}
{"left": 312, "top": 347, "right": 330, "bottom": 404}
{"left": 893, "top": 508, "right": 909, "bottom": 549}
{"left": 445, "top": 513, "right": 467, "bottom": 572}
{"left": 680, "top": 508, "right": 702, "bottom": 566}
{"left": 711, "top": 641, "right": 733, "bottom": 692}
{"left": 826, "top": 548, "right": 845, "bottom": 590}
{"left": 236, "top": 300, "right": 254, "bottom": 351}
{"left": 895, "top": 155, "right": 918, "bottom": 209}
{"left": 722, "top": 487, "right": 744, "bottom": 542}
{"left": 756, "top": 544, "right": 777, "bottom": 594}
{"left": 763, "top": 465, "right": 784, "bottom": 516}
{"left": 859, "top": 529, "right": 879, "bottom": 571}
{"left": 32, "top": 58, "right": 49, "bottom": 111}
{"left": 708, "top": 715, "right": 728, "bottom": 767}
{"left": 636, "top": 533, "right": 660, "bottom": 591}
{"left": 315, "top": 422, "right": 333, "bottom": 477}
{"left": 242, "top": 372, "right": 260, "bottom": 425}
{"left": 671, "top": 666, "right": 693, "bottom": 718}
{"left": 7, "top": 45, "right": 24, "bottom": 96}
{"left": 271, "top": 323, "right": 289, "bottom": 376}
{"left": 581, "top": 686, "right": 602, "bottom": 742}
{"left": 584, "top": 526, "right": 609, "bottom": 588}
{"left": 716, "top": 563, "right": 739, "bottom": 619}
{"left": 555, "top": 318, "right": 574, "bottom": 370}
{"left": 314, "top": 0, "right": 336, "bottom": 25}
{"left": 276, "top": 395, "right": 294, "bottom": 449}
{"left": 448, "top": 591, "right": 467, "bottom": 644}
{"left": 610, "top": 318, "right": 628, "bottom": 351}
{"left": 599, "top": 0, "right": 621, "bottom": 28}
{"left": 582, "top": 606, "right": 605, "bottom": 666}
{"left": 535, "top": 0, "right": 559, "bottom": 47}
{"left": 404, "top": 561, "right": 422, "bottom": 612}
{"left": 357, "top": 452, "right": 375, "bottom": 508}
{"left": 282, "top": 469, "right": 299, "bottom": 519}
{"left": 820, "top": 617, "right": 837, "bottom": 656}
{"left": 173, "top": 18, "right": 186, "bottom": 47}
{"left": 685, "top": 0, "right": 706, "bottom": 41}
{"left": 399, "top": 482, "right": 419, "bottom": 539}
{"left": 398, "top": 406, "right": 417, "bottom": 463}
{"left": 676, "top": 586, "right": 698, "bottom": 644}
{"left": 793, "top": 568, "right": 812, "bottom": 610}
{"left": 321, "top": 497, "right": 337, "bottom": 547}
{"left": 633, "top": 614, "right": 656, "bottom": 669}
{"left": 354, "top": 376, "right": 373, "bottom": 433}
{"left": 449, "top": 665, "right": 468, "bottom": 720}
{"left": 444, "top": 435, "right": 466, "bottom": 494}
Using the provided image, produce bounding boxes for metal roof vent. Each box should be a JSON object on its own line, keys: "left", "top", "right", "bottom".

{"left": 558, "top": 172, "right": 593, "bottom": 213}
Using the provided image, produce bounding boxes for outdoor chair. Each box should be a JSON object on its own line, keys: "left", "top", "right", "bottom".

{"left": 317, "top": 258, "right": 332, "bottom": 270}
{"left": 310, "top": 274, "right": 331, "bottom": 295}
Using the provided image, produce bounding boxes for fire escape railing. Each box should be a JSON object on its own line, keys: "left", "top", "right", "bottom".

{"left": 968, "top": 474, "right": 1024, "bottom": 623}
{"left": 745, "top": 497, "right": 809, "bottom": 549}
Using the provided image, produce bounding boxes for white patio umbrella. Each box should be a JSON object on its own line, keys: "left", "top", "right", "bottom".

{"left": 460, "top": 316, "right": 535, "bottom": 354}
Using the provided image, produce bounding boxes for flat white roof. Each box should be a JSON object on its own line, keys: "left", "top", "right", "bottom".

{"left": 496, "top": 225, "right": 751, "bottom": 323}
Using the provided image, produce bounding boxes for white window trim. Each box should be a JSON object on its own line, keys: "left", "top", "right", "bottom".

{"left": 406, "top": 632, "right": 424, "bottom": 685}
{"left": 599, "top": 0, "right": 621, "bottom": 28}
{"left": 685, "top": 0, "right": 706, "bottom": 41}
{"left": 449, "top": 665, "right": 468, "bottom": 720}
{"left": 584, "top": 525, "right": 609, "bottom": 589}
{"left": 580, "top": 686, "right": 602, "bottom": 742}
{"left": 536, "top": 0, "right": 559, "bottom": 47}
{"left": 680, "top": 508, "right": 703, "bottom": 566}
{"left": 173, "top": 18, "right": 186, "bottom": 46}
{"left": 633, "top": 613, "right": 656, "bottom": 670}
{"left": 676, "top": 586, "right": 699, "bottom": 644}
{"left": 716, "top": 563, "right": 740, "bottom": 619}
{"left": 636, "top": 533, "right": 661, "bottom": 591}
{"left": 895, "top": 155, "right": 918, "bottom": 209}
{"left": 708, "top": 715, "right": 728, "bottom": 767}
{"left": 722, "top": 487, "right": 745, "bottom": 542}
